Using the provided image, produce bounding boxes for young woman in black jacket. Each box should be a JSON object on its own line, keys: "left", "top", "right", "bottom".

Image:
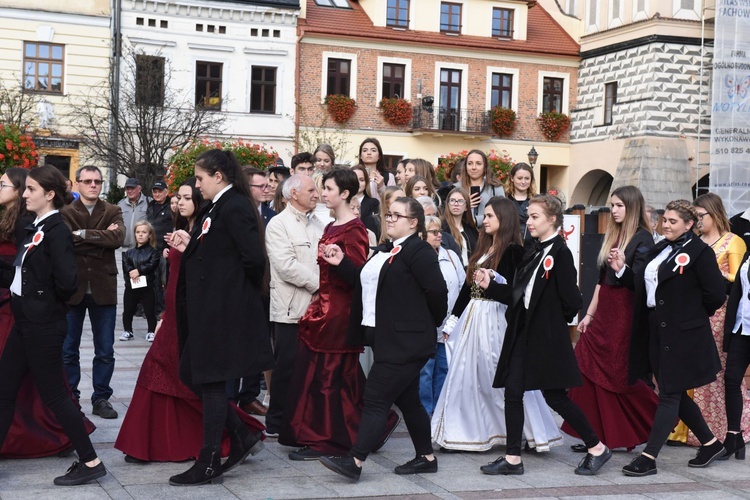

{"left": 0, "top": 166, "right": 106, "bottom": 486}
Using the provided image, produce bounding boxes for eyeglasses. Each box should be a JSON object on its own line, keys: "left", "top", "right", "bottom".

{"left": 250, "top": 184, "right": 271, "bottom": 190}
{"left": 448, "top": 198, "right": 466, "bottom": 205}
{"left": 696, "top": 212, "right": 710, "bottom": 219}
{"left": 78, "top": 179, "right": 104, "bottom": 186}
{"left": 425, "top": 229, "right": 441, "bottom": 236}
{"left": 0, "top": 182, "right": 15, "bottom": 190}
{"left": 384, "top": 212, "right": 415, "bottom": 222}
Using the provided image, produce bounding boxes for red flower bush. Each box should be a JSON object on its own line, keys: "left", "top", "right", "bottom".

{"left": 490, "top": 106, "right": 516, "bottom": 137}
{"left": 537, "top": 112, "right": 570, "bottom": 141}
{"left": 436, "top": 149, "right": 515, "bottom": 183}
{"left": 379, "top": 98, "right": 413, "bottom": 127}
{"left": 0, "top": 125, "right": 38, "bottom": 173}
{"left": 324, "top": 94, "right": 356, "bottom": 124}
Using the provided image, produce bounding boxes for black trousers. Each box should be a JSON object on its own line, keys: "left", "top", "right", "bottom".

{"left": 0, "top": 299, "right": 97, "bottom": 462}
{"left": 643, "top": 390, "right": 714, "bottom": 458}
{"left": 266, "top": 322, "right": 299, "bottom": 432}
{"left": 350, "top": 359, "right": 432, "bottom": 462}
{"left": 191, "top": 381, "right": 244, "bottom": 452}
{"left": 504, "top": 333, "right": 599, "bottom": 456}
{"left": 122, "top": 286, "right": 157, "bottom": 332}
{"left": 725, "top": 332, "right": 750, "bottom": 432}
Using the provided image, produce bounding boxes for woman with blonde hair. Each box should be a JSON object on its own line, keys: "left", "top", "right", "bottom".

{"left": 441, "top": 187, "right": 478, "bottom": 267}
{"left": 313, "top": 144, "right": 335, "bottom": 173}
{"left": 404, "top": 159, "right": 440, "bottom": 190}
{"left": 406, "top": 175, "right": 441, "bottom": 209}
{"left": 506, "top": 163, "right": 536, "bottom": 247}
{"left": 565, "top": 186, "right": 658, "bottom": 452}
{"left": 667, "top": 193, "right": 749, "bottom": 447}
{"left": 363, "top": 186, "right": 405, "bottom": 244}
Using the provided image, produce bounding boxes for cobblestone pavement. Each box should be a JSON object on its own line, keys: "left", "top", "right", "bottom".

{"left": 2, "top": 283, "right": 750, "bottom": 499}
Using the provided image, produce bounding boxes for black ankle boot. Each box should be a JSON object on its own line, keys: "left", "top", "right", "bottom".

{"left": 223, "top": 428, "right": 264, "bottom": 473}
{"left": 688, "top": 439, "right": 725, "bottom": 468}
{"left": 169, "top": 449, "right": 223, "bottom": 486}
{"left": 721, "top": 432, "right": 746, "bottom": 460}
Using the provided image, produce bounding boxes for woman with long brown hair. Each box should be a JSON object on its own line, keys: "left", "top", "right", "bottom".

{"left": 441, "top": 187, "right": 478, "bottom": 267}
{"left": 432, "top": 197, "right": 561, "bottom": 452}
{"left": 454, "top": 150, "right": 505, "bottom": 225}
{"left": 565, "top": 186, "right": 658, "bottom": 452}
{"left": 506, "top": 163, "right": 536, "bottom": 247}
{"left": 357, "top": 138, "right": 395, "bottom": 196}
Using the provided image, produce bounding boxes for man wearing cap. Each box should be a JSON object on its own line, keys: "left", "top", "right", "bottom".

{"left": 147, "top": 180, "right": 172, "bottom": 318}
{"left": 117, "top": 178, "right": 150, "bottom": 249}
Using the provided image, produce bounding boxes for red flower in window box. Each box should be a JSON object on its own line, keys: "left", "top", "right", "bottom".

{"left": 379, "top": 98, "right": 413, "bottom": 127}
{"left": 537, "top": 112, "right": 570, "bottom": 142}
{"left": 0, "top": 125, "right": 38, "bottom": 174}
{"left": 490, "top": 106, "right": 516, "bottom": 137}
{"left": 324, "top": 94, "right": 356, "bottom": 124}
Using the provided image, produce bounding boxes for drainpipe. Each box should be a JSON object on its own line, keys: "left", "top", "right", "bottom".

{"left": 109, "top": 0, "right": 122, "bottom": 188}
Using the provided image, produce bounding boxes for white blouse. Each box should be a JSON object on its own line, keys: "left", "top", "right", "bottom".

{"left": 360, "top": 234, "right": 409, "bottom": 327}
{"left": 734, "top": 256, "right": 750, "bottom": 336}
{"left": 524, "top": 234, "right": 556, "bottom": 310}
{"left": 644, "top": 246, "right": 671, "bottom": 308}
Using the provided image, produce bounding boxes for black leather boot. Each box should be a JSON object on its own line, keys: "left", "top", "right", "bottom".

{"left": 169, "top": 449, "right": 223, "bottom": 486}
{"left": 721, "top": 432, "right": 746, "bottom": 460}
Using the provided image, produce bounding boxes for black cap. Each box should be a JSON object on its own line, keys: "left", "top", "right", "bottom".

{"left": 124, "top": 178, "right": 141, "bottom": 188}
{"left": 152, "top": 180, "right": 167, "bottom": 190}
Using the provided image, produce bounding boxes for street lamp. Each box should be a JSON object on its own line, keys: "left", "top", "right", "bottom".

{"left": 527, "top": 146, "right": 539, "bottom": 166}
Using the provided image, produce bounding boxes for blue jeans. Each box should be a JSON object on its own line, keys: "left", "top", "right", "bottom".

{"left": 419, "top": 342, "right": 448, "bottom": 415}
{"left": 63, "top": 294, "right": 116, "bottom": 403}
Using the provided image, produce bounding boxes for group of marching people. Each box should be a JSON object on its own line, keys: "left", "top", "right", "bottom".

{"left": 0, "top": 138, "right": 750, "bottom": 487}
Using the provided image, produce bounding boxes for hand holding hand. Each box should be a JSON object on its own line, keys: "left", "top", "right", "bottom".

{"left": 474, "top": 268, "right": 492, "bottom": 290}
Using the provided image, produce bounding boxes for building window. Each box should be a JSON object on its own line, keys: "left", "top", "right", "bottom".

{"left": 135, "top": 55, "right": 165, "bottom": 107}
{"left": 604, "top": 82, "right": 617, "bottom": 125}
{"left": 136, "top": 17, "right": 144, "bottom": 25}
{"left": 542, "top": 77, "right": 564, "bottom": 114}
{"left": 492, "top": 8, "right": 514, "bottom": 38}
{"left": 195, "top": 61, "right": 223, "bottom": 109}
{"left": 440, "top": 2, "right": 462, "bottom": 33}
{"left": 314, "top": 0, "right": 352, "bottom": 8}
{"left": 587, "top": 0, "right": 598, "bottom": 28}
{"left": 23, "top": 42, "right": 64, "bottom": 93}
{"left": 681, "top": 0, "right": 693, "bottom": 8}
{"left": 491, "top": 73, "right": 512, "bottom": 109}
{"left": 387, "top": 0, "right": 409, "bottom": 28}
{"left": 382, "top": 63, "right": 405, "bottom": 99}
{"left": 250, "top": 66, "right": 276, "bottom": 114}
{"left": 327, "top": 58, "right": 351, "bottom": 96}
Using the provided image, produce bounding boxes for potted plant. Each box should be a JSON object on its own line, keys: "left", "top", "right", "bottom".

{"left": 324, "top": 94, "right": 356, "bottom": 124}
{"left": 490, "top": 106, "right": 516, "bottom": 137}
{"left": 379, "top": 97, "right": 413, "bottom": 127}
{"left": 436, "top": 149, "right": 514, "bottom": 183}
{"left": 537, "top": 112, "right": 570, "bottom": 141}
{"left": 0, "top": 125, "right": 39, "bottom": 173}
{"left": 167, "top": 138, "right": 278, "bottom": 193}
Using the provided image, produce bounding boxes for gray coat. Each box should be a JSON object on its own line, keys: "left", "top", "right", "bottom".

{"left": 117, "top": 194, "right": 150, "bottom": 248}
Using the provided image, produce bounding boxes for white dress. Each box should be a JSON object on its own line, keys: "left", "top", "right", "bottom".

{"left": 431, "top": 259, "right": 562, "bottom": 452}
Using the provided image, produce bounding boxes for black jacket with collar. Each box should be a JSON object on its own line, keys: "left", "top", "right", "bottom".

{"left": 0, "top": 212, "right": 77, "bottom": 322}
{"left": 122, "top": 244, "right": 161, "bottom": 289}
{"left": 723, "top": 250, "right": 750, "bottom": 351}
{"left": 334, "top": 232, "right": 448, "bottom": 364}
{"left": 620, "top": 232, "right": 726, "bottom": 393}
{"left": 494, "top": 235, "right": 583, "bottom": 390}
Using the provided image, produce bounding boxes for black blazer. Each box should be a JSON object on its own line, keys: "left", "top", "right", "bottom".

{"left": 336, "top": 233, "right": 448, "bottom": 364}
{"left": 620, "top": 233, "right": 726, "bottom": 393}
{"left": 723, "top": 250, "right": 750, "bottom": 351}
{"left": 360, "top": 195, "right": 380, "bottom": 218}
{"left": 600, "top": 228, "right": 654, "bottom": 286}
{"left": 494, "top": 235, "right": 583, "bottom": 390}
{"left": 177, "top": 188, "right": 274, "bottom": 386}
{"left": 0, "top": 213, "right": 77, "bottom": 323}
{"left": 260, "top": 203, "right": 276, "bottom": 225}
{"left": 451, "top": 244, "right": 524, "bottom": 318}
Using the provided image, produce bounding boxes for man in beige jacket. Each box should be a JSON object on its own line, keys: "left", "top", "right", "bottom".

{"left": 264, "top": 174, "right": 324, "bottom": 436}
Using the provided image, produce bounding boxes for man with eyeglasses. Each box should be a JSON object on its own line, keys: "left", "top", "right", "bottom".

{"left": 244, "top": 166, "right": 277, "bottom": 224}
{"left": 61, "top": 165, "right": 125, "bottom": 419}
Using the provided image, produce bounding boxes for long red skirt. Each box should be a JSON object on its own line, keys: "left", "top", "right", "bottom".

{"left": 280, "top": 343, "right": 398, "bottom": 454}
{"left": 563, "top": 284, "right": 658, "bottom": 449}
{"left": 0, "top": 302, "right": 96, "bottom": 459}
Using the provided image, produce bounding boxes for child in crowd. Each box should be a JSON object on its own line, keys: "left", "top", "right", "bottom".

{"left": 120, "top": 221, "right": 160, "bottom": 342}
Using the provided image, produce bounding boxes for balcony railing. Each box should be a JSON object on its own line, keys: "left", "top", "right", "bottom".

{"left": 411, "top": 106, "right": 492, "bottom": 135}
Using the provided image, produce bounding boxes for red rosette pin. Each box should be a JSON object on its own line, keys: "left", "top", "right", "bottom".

{"left": 199, "top": 217, "right": 211, "bottom": 242}
{"left": 389, "top": 245, "right": 402, "bottom": 264}
{"left": 543, "top": 255, "right": 554, "bottom": 279}
{"left": 672, "top": 253, "right": 690, "bottom": 274}
{"left": 25, "top": 228, "right": 45, "bottom": 249}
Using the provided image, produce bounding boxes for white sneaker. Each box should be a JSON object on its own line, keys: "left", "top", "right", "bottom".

{"left": 262, "top": 393, "right": 270, "bottom": 407}
{"left": 146, "top": 332, "right": 155, "bottom": 342}
{"left": 119, "top": 331, "right": 134, "bottom": 341}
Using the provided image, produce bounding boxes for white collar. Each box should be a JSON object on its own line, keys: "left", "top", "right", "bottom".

{"left": 393, "top": 234, "right": 411, "bottom": 247}
{"left": 539, "top": 232, "right": 557, "bottom": 244}
{"left": 742, "top": 208, "right": 750, "bottom": 222}
{"left": 212, "top": 184, "right": 233, "bottom": 203}
{"left": 33, "top": 209, "right": 59, "bottom": 226}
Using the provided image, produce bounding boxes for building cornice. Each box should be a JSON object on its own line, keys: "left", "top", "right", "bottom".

{"left": 0, "top": 7, "right": 110, "bottom": 27}
{"left": 125, "top": 0, "right": 299, "bottom": 25}
{"left": 581, "top": 34, "right": 709, "bottom": 59}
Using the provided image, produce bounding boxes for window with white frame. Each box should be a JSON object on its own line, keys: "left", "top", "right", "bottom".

{"left": 377, "top": 57, "right": 411, "bottom": 103}
{"left": 603, "top": 82, "right": 616, "bottom": 125}
{"left": 321, "top": 52, "right": 357, "bottom": 101}
{"left": 486, "top": 67, "right": 519, "bottom": 112}
{"left": 537, "top": 71, "right": 569, "bottom": 115}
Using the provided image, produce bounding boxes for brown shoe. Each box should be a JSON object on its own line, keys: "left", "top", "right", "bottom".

{"left": 240, "top": 399, "right": 268, "bottom": 416}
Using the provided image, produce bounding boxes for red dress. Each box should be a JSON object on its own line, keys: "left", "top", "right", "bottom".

{"left": 563, "top": 265, "right": 658, "bottom": 450}
{"left": 0, "top": 240, "right": 95, "bottom": 458}
{"left": 280, "top": 219, "right": 398, "bottom": 454}
{"left": 115, "top": 249, "right": 264, "bottom": 461}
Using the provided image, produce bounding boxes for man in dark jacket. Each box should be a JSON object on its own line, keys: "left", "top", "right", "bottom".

{"left": 61, "top": 165, "right": 125, "bottom": 419}
{"left": 147, "top": 179, "right": 172, "bottom": 316}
